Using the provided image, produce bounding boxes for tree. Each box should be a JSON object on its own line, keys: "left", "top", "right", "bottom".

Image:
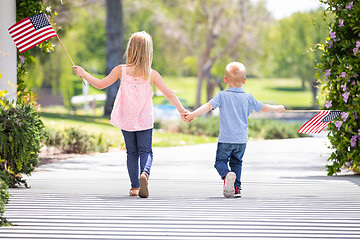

{"left": 192, "top": 0, "right": 270, "bottom": 106}
{"left": 318, "top": 0, "right": 360, "bottom": 175}
{"left": 104, "top": 0, "right": 124, "bottom": 116}
{"left": 144, "top": 0, "right": 270, "bottom": 107}
{"left": 261, "top": 9, "right": 329, "bottom": 108}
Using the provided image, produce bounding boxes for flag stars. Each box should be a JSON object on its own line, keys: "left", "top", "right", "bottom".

{"left": 29, "top": 13, "right": 50, "bottom": 30}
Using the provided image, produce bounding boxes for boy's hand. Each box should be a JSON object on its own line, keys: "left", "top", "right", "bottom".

{"left": 73, "top": 66, "right": 86, "bottom": 77}
{"left": 183, "top": 112, "right": 194, "bottom": 122}
{"left": 180, "top": 109, "right": 191, "bottom": 122}
{"left": 276, "top": 105, "right": 286, "bottom": 113}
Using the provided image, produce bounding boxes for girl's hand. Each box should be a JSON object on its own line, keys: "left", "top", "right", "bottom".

{"left": 180, "top": 109, "right": 191, "bottom": 122}
{"left": 183, "top": 112, "right": 194, "bottom": 122}
{"left": 73, "top": 66, "right": 86, "bottom": 77}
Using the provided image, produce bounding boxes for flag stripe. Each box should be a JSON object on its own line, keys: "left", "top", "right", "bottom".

{"left": 306, "top": 111, "right": 329, "bottom": 133}
{"left": 312, "top": 122, "right": 325, "bottom": 134}
{"left": 314, "top": 122, "right": 330, "bottom": 133}
{"left": 12, "top": 27, "right": 37, "bottom": 43}
{"left": 8, "top": 13, "right": 56, "bottom": 53}
{"left": 304, "top": 113, "right": 328, "bottom": 133}
{"left": 298, "top": 110, "right": 342, "bottom": 134}
{"left": 9, "top": 20, "right": 33, "bottom": 37}
{"left": 298, "top": 111, "right": 329, "bottom": 133}
{"left": 11, "top": 25, "right": 35, "bottom": 41}
{"left": 19, "top": 34, "right": 57, "bottom": 53}
{"left": 8, "top": 18, "right": 30, "bottom": 33}
{"left": 16, "top": 27, "right": 55, "bottom": 48}
{"left": 305, "top": 113, "right": 328, "bottom": 133}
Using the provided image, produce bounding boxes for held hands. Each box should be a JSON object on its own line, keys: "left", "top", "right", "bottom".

{"left": 180, "top": 110, "right": 194, "bottom": 123}
{"left": 72, "top": 66, "right": 86, "bottom": 77}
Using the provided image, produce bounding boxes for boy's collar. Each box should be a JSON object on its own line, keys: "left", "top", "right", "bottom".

{"left": 226, "top": 87, "right": 245, "bottom": 93}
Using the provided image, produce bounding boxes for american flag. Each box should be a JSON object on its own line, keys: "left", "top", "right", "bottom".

{"left": 8, "top": 13, "right": 57, "bottom": 53}
{"left": 298, "top": 110, "right": 342, "bottom": 134}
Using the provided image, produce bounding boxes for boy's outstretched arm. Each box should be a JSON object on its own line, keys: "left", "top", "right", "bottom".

{"left": 260, "top": 104, "right": 286, "bottom": 113}
{"left": 185, "top": 102, "right": 213, "bottom": 122}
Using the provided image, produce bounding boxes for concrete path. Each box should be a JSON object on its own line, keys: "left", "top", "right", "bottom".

{"left": 1, "top": 136, "right": 360, "bottom": 239}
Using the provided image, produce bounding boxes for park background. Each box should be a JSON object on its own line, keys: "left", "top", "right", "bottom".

{"left": 21, "top": 0, "right": 331, "bottom": 150}
{"left": 1, "top": 0, "right": 360, "bottom": 228}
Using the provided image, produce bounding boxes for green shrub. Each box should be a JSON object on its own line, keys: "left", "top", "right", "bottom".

{"left": 249, "top": 119, "right": 307, "bottom": 139}
{"left": 179, "top": 117, "right": 306, "bottom": 140}
{"left": 44, "top": 127, "right": 109, "bottom": 154}
{"left": 179, "top": 116, "right": 220, "bottom": 137}
{"left": 318, "top": 0, "right": 360, "bottom": 175}
{"left": 63, "top": 128, "right": 95, "bottom": 153}
{"left": 0, "top": 99, "right": 45, "bottom": 187}
{"left": 0, "top": 179, "right": 10, "bottom": 226}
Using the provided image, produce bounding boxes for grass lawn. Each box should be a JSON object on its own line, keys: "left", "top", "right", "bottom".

{"left": 42, "top": 76, "right": 317, "bottom": 149}
{"left": 155, "top": 76, "right": 317, "bottom": 108}
{"left": 40, "top": 110, "right": 217, "bottom": 148}
{"left": 243, "top": 78, "right": 316, "bottom": 108}
{"left": 79, "top": 75, "right": 317, "bottom": 108}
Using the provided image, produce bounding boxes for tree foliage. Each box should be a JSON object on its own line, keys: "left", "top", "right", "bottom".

{"left": 318, "top": 0, "right": 360, "bottom": 175}
{"left": 143, "top": 0, "right": 270, "bottom": 106}
{"left": 23, "top": 0, "right": 336, "bottom": 111}
{"left": 0, "top": 179, "right": 10, "bottom": 226}
{"left": 16, "top": 0, "right": 58, "bottom": 104}
{"left": 25, "top": 0, "right": 271, "bottom": 107}
{"left": 261, "top": 9, "right": 330, "bottom": 107}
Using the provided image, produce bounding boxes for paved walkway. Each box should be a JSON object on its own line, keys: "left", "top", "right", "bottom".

{"left": 1, "top": 137, "right": 360, "bottom": 239}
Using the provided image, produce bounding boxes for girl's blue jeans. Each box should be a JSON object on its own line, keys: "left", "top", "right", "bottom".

{"left": 121, "top": 128, "right": 153, "bottom": 188}
{"left": 214, "top": 142, "right": 246, "bottom": 189}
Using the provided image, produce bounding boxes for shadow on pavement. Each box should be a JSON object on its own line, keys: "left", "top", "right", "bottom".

{"left": 287, "top": 174, "right": 360, "bottom": 187}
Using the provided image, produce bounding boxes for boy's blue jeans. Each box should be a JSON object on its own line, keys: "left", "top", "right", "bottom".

{"left": 214, "top": 142, "right": 246, "bottom": 189}
{"left": 121, "top": 129, "right": 153, "bottom": 189}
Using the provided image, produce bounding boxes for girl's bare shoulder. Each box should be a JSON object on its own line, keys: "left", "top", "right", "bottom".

{"left": 150, "top": 69, "right": 161, "bottom": 82}
{"left": 112, "top": 65, "right": 125, "bottom": 76}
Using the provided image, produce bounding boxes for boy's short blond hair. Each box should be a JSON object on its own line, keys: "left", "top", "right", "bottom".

{"left": 225, "top": 62, "right": 246, "bottom": 83}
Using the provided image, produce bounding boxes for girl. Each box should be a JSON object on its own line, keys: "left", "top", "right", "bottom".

{"left": 73, "top": 31, "right": 188, "bottom": 198}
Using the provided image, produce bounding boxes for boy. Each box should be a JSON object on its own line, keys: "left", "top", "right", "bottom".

{"left": 184, "top": 62, "right": 285, "bottom": 198}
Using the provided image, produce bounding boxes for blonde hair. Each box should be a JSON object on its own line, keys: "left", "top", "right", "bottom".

{"left": 225, "top": 62, "right": 246, "bottom": 83}
{"left": 125, "top": 31, "right": 153, "bottom": 80}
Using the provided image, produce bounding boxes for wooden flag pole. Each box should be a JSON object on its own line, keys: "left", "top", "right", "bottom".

{"left": 56, "top": 35, "right": 86, "bottom": 86}
{"left": 285, "top": 110, "right": 341, "bottom": 113}
{"left": 285, "top": 110, "right": 322, "bottom": 113}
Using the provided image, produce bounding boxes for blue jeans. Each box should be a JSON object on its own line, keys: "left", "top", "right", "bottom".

{"left": 214, "top": 142, "right": 246, "bottom": 189}
{"left": 121, "top": 129, "right": 153, "bottom": 188}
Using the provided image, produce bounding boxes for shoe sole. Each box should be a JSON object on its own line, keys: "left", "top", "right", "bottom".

{"left": 223, "top": 172, "right": 236, "bottom": 198}
{"left": 234, "top": 193, "right": 241, "bottom": 198}
{"left": 139, "top": 174, "right": 149, "bottom": 198}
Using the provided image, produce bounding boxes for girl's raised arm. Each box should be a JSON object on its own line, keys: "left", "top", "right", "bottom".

{"left": 151, "top": 70, "right": 186, "bottom": 114}
{"left": 73, "top": 65, "right": 122, "bottom": 90}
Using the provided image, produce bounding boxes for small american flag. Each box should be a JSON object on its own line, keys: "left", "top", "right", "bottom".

{"left": 298, "top": 110, "right": 341, "bottom": 134}
{"left": 8, "top": 13, "right": 57, "bottom": 53}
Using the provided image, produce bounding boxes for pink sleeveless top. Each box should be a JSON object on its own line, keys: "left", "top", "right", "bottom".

{"left": 110, "top": 66, "right": 154, "bottom": 131}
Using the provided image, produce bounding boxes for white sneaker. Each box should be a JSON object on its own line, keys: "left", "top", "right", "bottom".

{"left": 223, "top": 172, "right": 236, "bottom": 198}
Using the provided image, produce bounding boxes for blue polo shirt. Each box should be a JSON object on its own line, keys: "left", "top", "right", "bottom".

{"left": 209, "top": 87, "right": 263, "bottom": 144}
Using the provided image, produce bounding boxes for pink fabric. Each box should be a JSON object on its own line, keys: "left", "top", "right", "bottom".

{"left": 110, "top": 66, "right": 153, "bottom": 131}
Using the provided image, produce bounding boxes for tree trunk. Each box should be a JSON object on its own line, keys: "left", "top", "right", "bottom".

{"left": 195, "top": 72, "right": 203, "bottom": 108}
{"left": 104, "top": 0, "right": 124, "bottom": 116}
{"left": 310, "top": 79, "right": 319, "bottom": 109}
